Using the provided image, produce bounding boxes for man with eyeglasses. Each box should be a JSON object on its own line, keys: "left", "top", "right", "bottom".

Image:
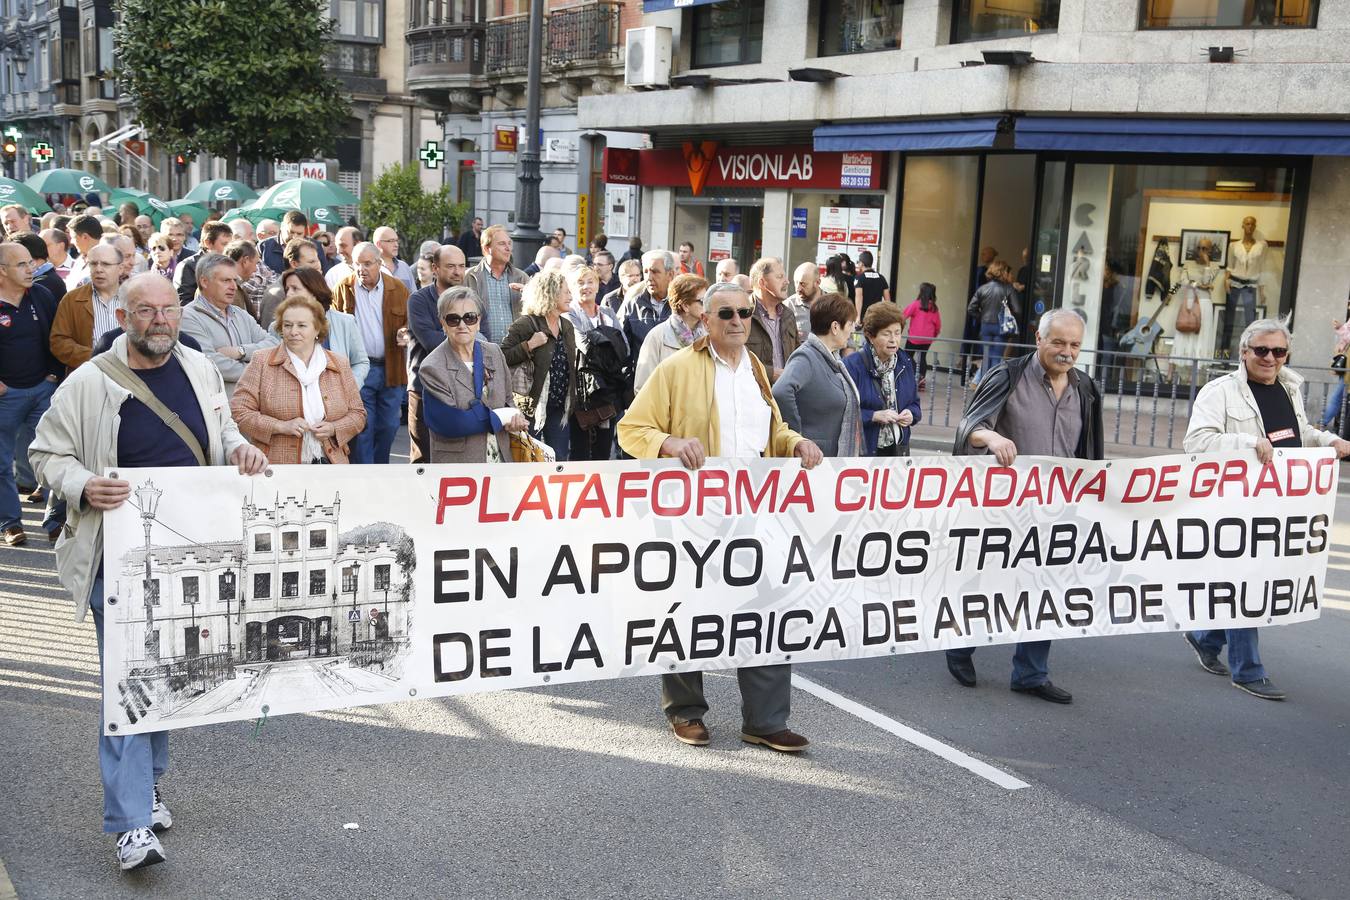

{"left": 1182, "top": 317, "right": 1350, "bottom": 701}
{"left": 402, "top": 244, "right": 467, "bottom": 463}
{"left": 371, "top": 226, "right": 416, "bottom": 294}
{"left": 50, "top": 244, "right": 125, "bottom": 373}
{"left": 619, "top": 280, "right": 823, "bottom": 753}
{"left": 0, "top": 243, "right": 61, "bottom": 546}
{"left": 30, "top": 272, "right": 267, "bottom": 871}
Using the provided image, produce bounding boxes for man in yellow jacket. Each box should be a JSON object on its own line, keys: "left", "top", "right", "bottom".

{"left": 619, "top": 281, "right": 823, "bottom": 752}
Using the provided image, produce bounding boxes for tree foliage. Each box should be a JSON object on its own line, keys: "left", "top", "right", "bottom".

{"left": 115, "top": 0, "right": 351, "bottom": 173}
{"left": 359, "top": 163, "right": 469, "bottom": 261}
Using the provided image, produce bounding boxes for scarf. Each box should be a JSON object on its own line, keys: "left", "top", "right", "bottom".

{"left": 807, "top": 334, "right": 863, "bottom": 457}
{"left": 672, "top": 315, "right": 705, "bottom": 348}
{"left": 870, "top": 343, "right": 900, "bottom": 449}
{"left": 288, "top": 346, "right": 329, "bottom": 462}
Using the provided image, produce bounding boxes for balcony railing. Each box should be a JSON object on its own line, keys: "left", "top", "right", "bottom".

{"left": 484, "top": 2, "right": 623, "bottom": 78}
{"left": 486, "top": 13, "right": 532, "bottom": 75}
{"left": 327, "top": 42, "right": 379, "bottom": 77}
{"left": 406, "top": 21, "right": 485, "bottom": 80}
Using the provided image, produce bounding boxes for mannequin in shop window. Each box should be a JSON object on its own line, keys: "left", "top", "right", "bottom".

{"left": 1220, "top": 217, "right": 1266, "bottom": 357}
{"left": 1169, "top": 238, "right": 1224, "bottom": 381}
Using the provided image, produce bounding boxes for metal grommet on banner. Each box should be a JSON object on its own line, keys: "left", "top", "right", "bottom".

{"left": 1081, "top": 628, "right": 1087, "bottom": 635}
{"left": 986, "top": 636, "right": 993, "bottom": 642}
{"left": 107, "top": 595, "right": 118, "bottom": 606}
{"left": 409, "top": 688, "right": 417, "bottom": 697}
{"left": 108, "top": 722, "right": 118, "bottom": 732}
{"left": 669, "top": 664, "right": 676, "bottom": 671}
{"left": 555, "top": 465, "right": 563, "bottom": 473}
{"left": 889, "top": 645, "right": 896, "bottom": 653}
{"left": 1190, "top": 456, "right": 1196, "bottom": 462}
{"left": 542, "top": 675, "right": 551, "bottom": 683}
{"left": 784, "top": 654, "right": 792, "bottom": 662}
{"left": 265, "top": 469, "right": 274, "bottom": 477}
{"left": 416, "top": 467, "right": 425, "bottom": 475}
{"left": 109, "top": 470, "right": 118, "bottom": 479}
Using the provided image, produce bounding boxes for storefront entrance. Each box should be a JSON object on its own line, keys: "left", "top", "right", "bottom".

{"left": 673, "top": 189, "right": 764, "bottom": 276}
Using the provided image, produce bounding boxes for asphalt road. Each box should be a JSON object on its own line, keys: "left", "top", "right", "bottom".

{"left": 2, "top": 454, "right": 1346, "bottom": 898}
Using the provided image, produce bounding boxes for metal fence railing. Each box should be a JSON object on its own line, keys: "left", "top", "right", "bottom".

{"left": 902, "top": 337, "right": 1347, "bottom": 452}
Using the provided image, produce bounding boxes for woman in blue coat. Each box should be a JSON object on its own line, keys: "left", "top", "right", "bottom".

{"left": 843, "top": 302, "right": 921, "bottom": 456}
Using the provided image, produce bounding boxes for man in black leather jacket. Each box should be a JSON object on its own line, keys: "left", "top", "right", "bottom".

{"left": 947, "top": 309, "right": 1104, "bottom": 704}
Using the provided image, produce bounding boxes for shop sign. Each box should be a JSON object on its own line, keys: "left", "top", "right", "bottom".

{"left": 790, "top": 208, "right": 808, "bottom": 238}
{"left": 299, "top": 161, "right": 327, "bottom": 180}
{"left": 708, "top": 208, "right": 724, "bottom": 231}
{"left": 576, "top": 194, "right": 588, "bottom": 246}
{"left": 495, "top": 127, "right": 519, "bottom": 153}
{"left": 708, "top": 231, "right": 733, "bottom": 261}
{"left": 727, "top": 208, "right": 742, "bottom": 233}
{"left": 612, "top": 144, "right": 886, "bottom": 195}
{"left": 847, "top": 207, "right": 880, "bottom": 246}
{"left": 818, "top": 207, "right": 848, "bottom": 243}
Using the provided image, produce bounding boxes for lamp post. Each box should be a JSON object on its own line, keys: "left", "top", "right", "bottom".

{"left": 222, "top": 569, "right": 235, "bottom": 665}
{"left": 135, "top": 480, "right": 163, "bottom": 663}
{"left": 348, "top": 559, "right": 361, "bottom": 652}
{"left": 509, "top": 0, "right": 547, "bottom": 267}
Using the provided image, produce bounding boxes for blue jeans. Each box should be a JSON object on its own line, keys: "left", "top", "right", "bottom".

{"left": 91, "top": 577, "right": 169, "bottom": 833}
{"left": 14, "top": 421, "right": 36, "bottom": 488}
{"left": 354, "top": 361, "right": 406, "bottom": 465}
{"left": 534, "top": 404, "right": 571, "bottom": 462}
{"left": 1322, "top": 382, "right": 1345, "bottom": 428}
{"left": 975, "top": 322, "right": 1005, "bottom": 382}
{"left": 1189, "top": 628, "right": 1265, "bottom": 684}
{"left": 0, "top": 379, "right": 56, "bottom": 530}
{"left": 1221, "top": 283, "right": 1258, "bottom": 353}
{"left": 947, "top": 641, "right": 1052, "bottom": 689}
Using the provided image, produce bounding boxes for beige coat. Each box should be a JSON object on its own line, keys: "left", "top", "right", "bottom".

{"left": 1184, "top": 364, "right": 1336, "bottom": 453}
{"left": 418, "top": 339, "right": 517, "bottom": 463}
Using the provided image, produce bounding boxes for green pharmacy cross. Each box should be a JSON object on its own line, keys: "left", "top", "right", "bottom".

{"left": 30, "top": 142, "right": 53, "bottom": 164}
{"left": 2, "top": 127, "right": 21, "bottom": 142}
{"left": 418, "top": 140, "right": 445, "bottom": 170}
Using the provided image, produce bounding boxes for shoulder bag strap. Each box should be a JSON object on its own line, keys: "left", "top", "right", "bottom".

{"left": 92, "top": 354, "right": 208, "bottom": 467}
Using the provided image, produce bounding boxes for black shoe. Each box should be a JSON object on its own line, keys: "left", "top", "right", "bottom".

{"left": 1011, "top": 681, "right": 1073, "bottom": 704}
{"left": 1183, "top": 633, "right": 1229, "bottom": 676}
{"left": 1233, "top": 678, "right": 1286, "bottom": 701}
{"left": 946, "top": 656, "right": 976, "bottom": 688}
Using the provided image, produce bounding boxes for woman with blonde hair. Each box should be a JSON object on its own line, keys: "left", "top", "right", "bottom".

{"left": 501, "top": 270, "right": 577, "bottom": 460}
{"left": 564, "top": 264, "right": 629, "bottom": 459}
{"left": 634, "top": 273, "right": 708, "bottom": 390}
{"left": 230, "top": 292, "right": 366, "bottom": 464}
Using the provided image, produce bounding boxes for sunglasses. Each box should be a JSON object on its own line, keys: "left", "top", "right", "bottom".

{"left": 715, "top": 307, "right": 753, "bottom": 321}
{"left": 1248, "top": 346, "right": 1288, "bottom": 359}
{"left": 444, "top": 312, "right": 480, "bottom": 326}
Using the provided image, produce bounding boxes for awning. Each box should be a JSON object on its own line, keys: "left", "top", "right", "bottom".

{"left": 1014, "top": 117, "right": 1350, "bottom": 156}
{"left": 642, "top": 0, "right": 720, "bottom": 11}
{"left": 813, "top": 117, "right": 1006, "bottom": 153}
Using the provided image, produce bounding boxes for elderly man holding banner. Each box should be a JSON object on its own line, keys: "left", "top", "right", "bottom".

{"left": 947, "top": 308, "right": 1104, "bottom": 704}
{"left": 619, "top": 280, "right": 823, "bottom": 752}
{"left": 1182, "top": 318, "right": 1350, "bottom": 700}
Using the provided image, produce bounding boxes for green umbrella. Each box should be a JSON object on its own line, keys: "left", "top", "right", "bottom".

{"left": 254, "top": 177, "right": 359, "bottom": 214}
{"left": 0, "top": 177, "right": 52, "bottom": 214}
{"left": 24, "top": 167, "right": 114, "bottom": 197}
{"left": 166, "top": 199, "right": 213, "bottom": 225}
{"left": 109, "top": 188, "right": 176, "bottom": 225}
{"left": 183, "top": 179, "right": 259, "bottom": 204}
{"left": 223, "top": 200, "right": 344, "bottom": 227}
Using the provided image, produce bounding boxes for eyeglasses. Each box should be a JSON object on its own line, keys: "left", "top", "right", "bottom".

{"left": 444, "top": 312, "right": 480, "bottom": 326}
{"left": 129, "top": 306, "right": 183, "bottom": 322}
{"left": 1248, "top": 345, "right": 1288, "bottom": 359}
{"left": 715, "top": 307, "right": 753, "bottom": 320}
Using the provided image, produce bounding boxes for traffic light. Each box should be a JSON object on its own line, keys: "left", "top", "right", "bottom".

{"left": 174, "top": 154, "right": 187, "bottom": 173}
{"left": 1, "top": 140, "right": 16, "bottom": 160}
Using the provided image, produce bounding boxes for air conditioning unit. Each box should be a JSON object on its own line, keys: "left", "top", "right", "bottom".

{"left": 71, "top": 150, "right": 84, "bottom": 162}
{"left": 624, "top": 26, "right": 672, "bottom": 89}
{"left": 86, "top": 149, "right": 102, "bottom": 162}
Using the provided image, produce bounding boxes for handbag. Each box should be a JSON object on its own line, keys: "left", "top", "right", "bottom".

{"left": 998, "top": 299, "right": 1018, "bottom": 337}
{"left": 508, "top": 432, "right": 555, "bottom": 463}
{"left": 1174, "top": 287, "right": 1201, "bottom": 334}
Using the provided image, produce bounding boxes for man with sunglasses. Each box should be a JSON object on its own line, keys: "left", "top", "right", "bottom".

{"left": 403, "top": 244, "right": 468, "bottom": 463}
{"left": 1183, "top": 317, "right": 1350, "bottom": 701}
{"left": 619, "top": 281, "right": 823, "bottom": 753}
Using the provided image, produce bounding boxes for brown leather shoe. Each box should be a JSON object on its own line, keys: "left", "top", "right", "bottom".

{"left": 24, "top": 486, "right": 44, "bottom": 504}
{"left": 3, "top": 525, "right": 26, "bottom": 547}
{"left": 741, "top": 729, "right": 809, "bottom": 752}
{"left": 671, "top": 720, "right": 710, "bottom": 746}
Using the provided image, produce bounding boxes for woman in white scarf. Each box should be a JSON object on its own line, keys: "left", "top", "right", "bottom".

{"left": 230, "top": 293, "right": 366, "bottom": 464}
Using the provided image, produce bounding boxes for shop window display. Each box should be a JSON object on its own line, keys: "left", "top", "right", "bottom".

{"left": 818, "top": 0, "right": 904, "bottom": 56}
{"left": 1140, "top": 0, "right": 1316, "bottom": 29}
{"left": 952, "top": 0, "right": 1059, "bottom": 43}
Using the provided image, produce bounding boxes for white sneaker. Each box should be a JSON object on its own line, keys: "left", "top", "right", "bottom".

{"left": 151, "top": 782, "right": 173, "bottom": 832}
{"left": 115, "top": 827, "right": 165, "bottom": 871}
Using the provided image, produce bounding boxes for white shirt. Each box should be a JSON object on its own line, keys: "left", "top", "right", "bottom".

{"left": 353, "top": 276, "right": 386, "bottom": 359}
{"left": 1227, "top": 238, "right": 1267, "bottom": 281}
{"left": 64, "top": 257, "right": 89, "bottom": 292}
{"left": 90, "top": 287, "right": 119, "bottom": 347}
{"left": 325, "top": 261, "right": 354, "bottom": 290}
{"left": 709, "top": 344, "right": 771, "bottom": 458}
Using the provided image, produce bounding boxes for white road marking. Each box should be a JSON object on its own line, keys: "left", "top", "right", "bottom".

{"left": 1326, "top": 600, "right": 1350, "bottom": 612}
{"left": 791, "top": 674, "right": 1030, "bottom": 791}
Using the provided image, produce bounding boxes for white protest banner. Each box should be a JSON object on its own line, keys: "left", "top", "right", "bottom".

{"left": 100, "top": 452, "right": 1335, "bottom": 734}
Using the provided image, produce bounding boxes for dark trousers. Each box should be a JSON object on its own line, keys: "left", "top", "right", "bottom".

{"left": 904, "top": 340, "right": 931, "bottom": 381}
{"left": 569, "top": 419, "right": 613, "bottom": 461}
{"left": 946, "top": 641, "right": 1051, "bottom": 689}
{"left": 662, "top": 664, "right": 792, "bottom": 736}
{"left": 876, "top": 443, "right": 910, "bottom": 458}
{"left": 406, "top": 389, "right": 431, "bottom": 464}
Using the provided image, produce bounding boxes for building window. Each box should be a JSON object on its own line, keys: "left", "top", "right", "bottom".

{"left": 309, "top": 570, "right": 327, "bottom": 596}
{"left": 282, "top": 571, "right": 300, "bottom": 598}
{"left": 309, "top": 529, "right": 327, "bottom": 549}
{"left": 952, "top": 0, "right": 1059, "bottom": 43}
{"left": 1140, "top": 0, "right": 1315, "bottom": 28}
{"left": 333, "top": 0, "right": 383, "bottom": 42}
{"left": 373, "top": 564, "right": 391, "bottom": 591}
{"left": 253, "top": 573, "right": 271, "bottom": 599}
{"left": 218, "top": 573, "right": 236, "bottom": 601}
{"left": 182, "top": 576, "right": 199, "bottom": 605}
{"left": 144, "top": 577, "right": 160, "bottom": 606}
{"left": 342, "top": 565, "right": 359, "bottom": 593}
{"left": 818, "top": 0, "right": 903, "bottom": 56}
{"left": 282, "top": 531, "right": 299, "bottom": 551}
{"left": 254, "top": 533, "right": 272, "bottom": 553}
{"left": 691, "top": 0, "right": 765, "bottom": 68}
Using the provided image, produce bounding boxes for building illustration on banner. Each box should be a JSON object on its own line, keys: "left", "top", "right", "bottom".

{"left": 110, "top": 483, "right": 415, "bottom": 727}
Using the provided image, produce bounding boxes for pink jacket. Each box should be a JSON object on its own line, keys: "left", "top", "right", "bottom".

{"left": 902, "top": 300, "right": 942, "bottom": 344}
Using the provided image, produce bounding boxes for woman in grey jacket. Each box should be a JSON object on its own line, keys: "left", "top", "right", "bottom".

{"left": 771, "top": 293, "right": 863, "bottom": 457}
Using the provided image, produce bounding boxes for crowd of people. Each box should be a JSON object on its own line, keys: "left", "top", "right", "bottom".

{"left": 2, "top": 199, "right": 1348, "bottom": 872}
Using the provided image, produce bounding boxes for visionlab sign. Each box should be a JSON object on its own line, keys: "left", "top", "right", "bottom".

{"left": 604, "top": 144, "right": 885, "bottom": 195}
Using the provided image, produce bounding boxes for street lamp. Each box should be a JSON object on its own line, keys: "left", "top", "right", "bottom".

{"left": 222, "top": 569, "right": 235, "bottom": 664}
{"left": 348, "top": 559, "right": 361, "bottom": 652}
{"left": 135, "top": 480, "right": 163, "bottom": 663}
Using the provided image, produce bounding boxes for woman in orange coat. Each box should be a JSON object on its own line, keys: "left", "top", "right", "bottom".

{"left": 230, "top": 292, "right": 366, "bottom": 464}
